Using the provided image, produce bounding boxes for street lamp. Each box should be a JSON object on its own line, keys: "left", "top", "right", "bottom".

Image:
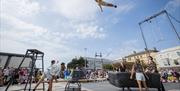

{"left": 95, "top": 52, "right": 103, "bottom": 70}
{"left": 84, "top": 48, "right": 87, "bottom": 69}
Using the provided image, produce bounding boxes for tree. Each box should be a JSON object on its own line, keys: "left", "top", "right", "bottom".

{"left": 67, "top": 57, "right": 87, "bottom": 69}
{"left": 103, "top": 64, "right": 113, "bottom": 70}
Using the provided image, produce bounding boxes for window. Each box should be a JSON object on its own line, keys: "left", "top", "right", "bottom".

{"left": 163, "top": 58, "right": 170, "bottom": 66}
{"left": 177, "top": 52, "right": 180, "bottom": 56}
{"left": 163, "top": 61, "right": 168, "bottom": 66}
{"left": 174, "top": 60, "right": 179, "bottom": 65}
{"left": 166, "top": 58, "right": 170, "bottom": 66}
{"left": 140, "top": 55, "right": 142, "bottom": 58}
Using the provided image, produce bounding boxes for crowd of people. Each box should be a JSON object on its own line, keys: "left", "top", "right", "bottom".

{"left": 0, "top": 67, "right": 39, "bottom": 86}
{"left": 0, "top": 56, "right": 179, "bottom": 91}
{"left": 0, "top": 60, "right": 109, "bottom": 91}
{"left": 160, "top": 69, "right": 179, "bottom": 83}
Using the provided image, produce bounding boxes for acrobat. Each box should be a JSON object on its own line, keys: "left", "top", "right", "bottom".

{"left": 95, "top": 0, "right": 117, "bottom": 12}
{"left": 33, "top": 60, "right": 60, "bottom": 91}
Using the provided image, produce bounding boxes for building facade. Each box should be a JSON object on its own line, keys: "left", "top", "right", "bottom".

{"left": 85, "top": 57, "right": 112, "bottom": 70}
{"left": 124, "top": 48, "right": 158, "bottom": 64}
{"left": 155, "top": 46, "right": 180, "bottom": 68}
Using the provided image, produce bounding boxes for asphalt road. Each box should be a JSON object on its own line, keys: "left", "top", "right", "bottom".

{"left": 0, "top": 81, "right": 179, "bottom": 91}
{"left": 82, "top": 81, "right": 180, "bottom": 91}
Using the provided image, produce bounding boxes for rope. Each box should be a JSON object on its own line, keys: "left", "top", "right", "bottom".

{"left": 168, "top": 13, "right": 180, "bottom": 23}
{"left": 154, "top": 17, "right": 164, "bottom": 42}
{"left": 148, "top": 20, "right": 159, "bottom": 43}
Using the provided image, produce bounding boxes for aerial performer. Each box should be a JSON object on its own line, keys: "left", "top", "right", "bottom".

{"left": 95, "top": 0, "right": 117, "bottom": 12}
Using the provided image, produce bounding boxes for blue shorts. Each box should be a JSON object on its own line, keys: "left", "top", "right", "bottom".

{"left": 136, "top": 73, "right": 145, "bottom": 81}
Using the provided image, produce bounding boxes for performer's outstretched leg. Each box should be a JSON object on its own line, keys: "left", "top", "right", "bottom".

{"left": 33, "top": 75, "right": 45, "bottom": 91}
{"left": 101, "top": 1, "right": 117, "bottom": 8}
{"left": 105, "top": 3, "right": 117, "bottom": 8}
{"left": 48, "top": 77, "right": 53, "bottom": 91}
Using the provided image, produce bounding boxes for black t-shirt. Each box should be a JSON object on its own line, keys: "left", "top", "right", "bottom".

{"left": 120, "top": 65, "right": 126, "bottom": 72}
{"left": 134, "top": 63, "right": 143, "bottom": 73}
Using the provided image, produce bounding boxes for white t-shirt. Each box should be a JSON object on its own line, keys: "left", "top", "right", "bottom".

{"left": 3, "top": 69, "right": 9, "bottom": 76}
{"left": 48, "top": 64, "right": 60, "bottom": 76}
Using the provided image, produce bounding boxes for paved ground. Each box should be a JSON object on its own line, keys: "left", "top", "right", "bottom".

{"left": 0, "top": 81, "right": 179, "bottom": 91}
{"left": 82, "top": 81, "right": 180, "bottom": 91}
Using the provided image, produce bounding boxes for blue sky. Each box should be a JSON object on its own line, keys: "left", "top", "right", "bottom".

{"left": 0, "top": 0, "right": 180, "bottom": 67}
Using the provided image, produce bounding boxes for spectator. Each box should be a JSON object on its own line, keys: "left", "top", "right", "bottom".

{"left": 167, "top": 69, "right": 174, "bottom": 82}
{"left": 13, "top": 69, "right": 19, "bottom": 85}
{"left": 161, "top": 69, "right": 168, "bottom": 83}
{"left": 19, "top": 68, "right": 25, "bottom": 84}
{"left": 60, "top": 62, "right": 65, "bottom": 79}
{"left": 3, "top": 67, "right": 10, "bottom": 85}
{"left": 0, "top": 67, "right": 3, "bottom": 86}
{"left": 172, "top": 69, "right": 179, "bottom": 83}
{"left": 35, "top": 71, "right": 42, "bottom": 83}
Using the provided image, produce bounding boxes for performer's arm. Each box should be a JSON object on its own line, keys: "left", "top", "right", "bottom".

{"left": 98, "top": 4, "right": 103, "bottom": 12}
{"left": 130, "top": 65, "right": 135, "bottom": 79}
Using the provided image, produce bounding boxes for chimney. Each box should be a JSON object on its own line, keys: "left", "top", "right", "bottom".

{"left": 144, "top": 48, "right": 148, "bottom": 51}
{"left": 153, "top": 47, "right": 157, "bottom": 51}
{"left": 133, "top": 51, "right": 136, "bottom": 54}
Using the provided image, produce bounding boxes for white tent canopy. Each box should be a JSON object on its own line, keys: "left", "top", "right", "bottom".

{"left": 0, "top": 52, "right": 32, "bottom": 69}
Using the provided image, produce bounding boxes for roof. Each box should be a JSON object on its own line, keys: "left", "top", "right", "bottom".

{"left": 0, "top": 52, "right": 32, "bottom": 57}
{"left": 160, "top": 46, "right": 180, "bottom": 53}
{"left": 0, "top": 52, "right": 33, "bottom": 68}
{"left": 124, "top": 49, "right": 158, "bottom": 58}
{"left": 27, "top": 49, "right": 44, "bottom": 54}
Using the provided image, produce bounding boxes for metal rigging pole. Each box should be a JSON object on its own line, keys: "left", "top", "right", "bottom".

{"left": 139, "top": 10, "right": 180, "bottom": 55}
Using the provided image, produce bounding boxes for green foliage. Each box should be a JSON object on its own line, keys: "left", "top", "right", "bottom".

{"left": 103, "top": 64, "right": 113, "bottom": 70}
{"left": 67, "top": 57, "right": 87, "bottom": 69}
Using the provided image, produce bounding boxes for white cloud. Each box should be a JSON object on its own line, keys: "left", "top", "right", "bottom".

{"left": 164, "top": 0, "right": 180, "bottom": 13}
{"left": 52, "top": 0, "right": 98, "bottom": 20}
{"left": 1, "top": 0, "right": 40, "bottom": 17}
{"left": 115, "top": 2, "right": 135, "bottom": 14}
{"left": 0, "top": 14, "right": 47, "bottom": 40}
{"left": 51, "top": 0, "right": 136, "bottom": 38}
{"left": 0, "top": 0, "right": 137, "bottom": 67}
{"left": 75, "top": 23, "right": 106, "bottom": 39}
{"left": 103, "top": 1, "right": 135, "bottom": 24}
{"left": 109, "top": 40, "right": 142, "bottom": 60}
{"left": 0, "top": 14, "right": 71, "bottom": 57}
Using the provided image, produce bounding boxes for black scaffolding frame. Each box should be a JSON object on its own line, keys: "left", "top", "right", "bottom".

{"left": 5, "top": 49, "right": 45, "bottom": 91}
